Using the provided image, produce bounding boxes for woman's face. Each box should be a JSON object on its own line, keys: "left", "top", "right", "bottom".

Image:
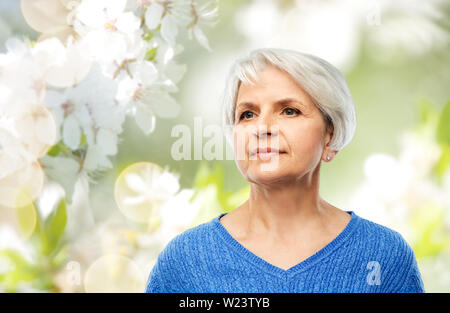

{"left": 233, "top": 65, "right": 332, "bottom": 185}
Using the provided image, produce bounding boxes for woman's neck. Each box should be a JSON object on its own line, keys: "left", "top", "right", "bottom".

{"left": 243, "top": 165, "right": 333, "bottom": 241}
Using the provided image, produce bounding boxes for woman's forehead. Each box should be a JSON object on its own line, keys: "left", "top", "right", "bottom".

{"left": 236, "top": 69, "right": 313, "bottom": 108}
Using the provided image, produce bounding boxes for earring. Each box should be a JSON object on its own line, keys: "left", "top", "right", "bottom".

{"left": 326, "top": 155, "right": 331, "bottom": 161}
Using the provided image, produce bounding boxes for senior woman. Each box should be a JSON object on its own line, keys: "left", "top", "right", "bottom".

{"left": 145, "top": 48, "right": 425, "bottom": 293}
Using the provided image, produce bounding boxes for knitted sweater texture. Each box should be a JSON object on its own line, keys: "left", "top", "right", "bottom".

{"left": 145, "top": 211, "right": 425, "bottom": 293}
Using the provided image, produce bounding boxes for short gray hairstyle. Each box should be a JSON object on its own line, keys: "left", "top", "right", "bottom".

{"left": 221, "top": 48, "right": 356, "bottom": 152}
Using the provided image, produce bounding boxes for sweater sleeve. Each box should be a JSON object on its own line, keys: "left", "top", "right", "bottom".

{"left": 392, "top": 249, "right": 425, "bottom": 293}
{"left": 144, "top": 236, "right": 186, "bottom": 293}
{"left": 145, "top": 254, "right": 167, "bottom": 293}
{"left": 385, "top": 233, "right": 426, "bottom": 293}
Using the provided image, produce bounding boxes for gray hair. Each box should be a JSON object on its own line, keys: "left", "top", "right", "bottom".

{"left": 221, "top": 48, "right": 356, "bottom": 152}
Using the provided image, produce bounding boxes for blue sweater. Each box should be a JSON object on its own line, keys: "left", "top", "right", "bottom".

{"left": 145, "top": 211, "right": 425, "bottom": 293}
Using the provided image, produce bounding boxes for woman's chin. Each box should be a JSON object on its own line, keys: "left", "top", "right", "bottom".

{"left": 246, "top": 165, "right": 288, "bottom": 184}
{"left": 248, "top": 155, "right": 285, "bottom": 172}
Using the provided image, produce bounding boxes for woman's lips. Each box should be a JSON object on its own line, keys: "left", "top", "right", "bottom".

{"left": 250, "top": 148, "right": 286, "bottom": 159}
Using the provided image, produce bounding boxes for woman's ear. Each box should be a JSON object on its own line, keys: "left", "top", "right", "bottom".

{"left": 324, "top": 122, "right": 334, "bottom": 148}
{"left": 323, "top": 123, "right": 337, "bottom": 161}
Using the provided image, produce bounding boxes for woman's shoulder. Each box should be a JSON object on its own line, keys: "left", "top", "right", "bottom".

{"left": 353, "top": 212, "right": 417, "bottom": 263}
{"left": 158, "top": 215, "right": 221, "bottom": 259}
{"left": 353, "top": 213, "right": 425, "bottom": 292}
{"left": 146, "top": 215, "right": 222, "bottom": 293}
{"left": 356, "top": 214, "right": 409, "bottom": 244}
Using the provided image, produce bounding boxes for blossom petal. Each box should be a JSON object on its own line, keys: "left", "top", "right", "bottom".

{"left": 116, "top": 12, "right": 141, "bottom": 33}
{"left": 62, "top": 115, "right": 81, "bottom": 149}
{"left": 104, "top": 0, "right": 127, "bottom": 20}
{"left": 193, "top": 25, "right": 212, "bottom": 51}
{"left": 145, "top": 2, "right": 164, "bottom": 30}
{"left": 135, "top": 105, "right": 156, "bottom": 135}
{"left": 96, "top": 129, "right": 117, "bottom": 156}
{"left": 160, "top": 14, "right": 178, "bottom": 46}
{"left": 84, "top": 145, "right": 112, "bottom": 170}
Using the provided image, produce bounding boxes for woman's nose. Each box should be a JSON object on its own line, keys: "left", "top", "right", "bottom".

{"left": 252, "top": 113, "right": 279, "bottom": 138}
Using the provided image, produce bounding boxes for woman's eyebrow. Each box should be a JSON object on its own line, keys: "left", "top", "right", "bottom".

{"left": 275, "top": 98, "right": 305, "bottom": 107}
{"left": 236, "top": 102, "right": 258, "bottom": 111}
{"left": 236, "top": 98, "right": 305, "bottom": 111}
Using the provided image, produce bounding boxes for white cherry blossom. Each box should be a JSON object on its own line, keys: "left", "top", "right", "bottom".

{"left": 0, "top": 0, "right": 218, "bottom": 261}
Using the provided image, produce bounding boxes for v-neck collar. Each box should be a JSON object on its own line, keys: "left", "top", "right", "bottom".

{"left": 211, "top": 210, "right": 361, "bottom": 278}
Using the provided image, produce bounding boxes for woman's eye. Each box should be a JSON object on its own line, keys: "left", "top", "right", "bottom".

{"left": 240, "top": 111, "right": 254, "bottom": 120}
{"left": 283, "top": 108, "right": 300, "bottom": 116}
{"left": 239, "top": 108, "right": 300, "bottom": 120}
